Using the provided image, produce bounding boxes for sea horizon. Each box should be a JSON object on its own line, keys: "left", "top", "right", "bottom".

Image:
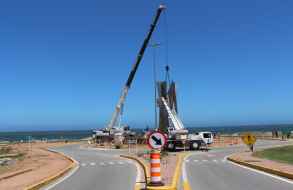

{"left": 1, "top": 123, "right": 293, "bottom": 132}
{"left": 1, "top": 123, "right": 293, "bottom": 142}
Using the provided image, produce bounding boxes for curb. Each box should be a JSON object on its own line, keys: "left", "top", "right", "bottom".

{"left": 121, "top": 153, "right": 185, "bottom": 190}
{"left": 120, "top": 155, "right": 148, "bottom": 190}
{"left": 0, "top": 168, "right": 33, "bottom": 181}
{"left": 181, "top": 153, "right": 192, "bottom": 190}
{"left": 24, "top": 149, "right": 78, "bottom": 190}
{"left": 227, "top": 156, "right": 293, "bottom": 180}
{"left": 182, "top": 181, "right": 191, "bottom": 190}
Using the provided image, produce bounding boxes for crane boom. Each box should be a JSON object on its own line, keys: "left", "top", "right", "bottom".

{"left": 107, "top": 5, "right": 166, "bottom": 130}
{"left": 161, "top": 97, "right": 185, "bottom": 131}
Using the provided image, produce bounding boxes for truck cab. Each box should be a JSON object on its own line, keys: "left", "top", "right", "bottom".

{"left": 199, "top": 132, "right": 213, "bottom": 145}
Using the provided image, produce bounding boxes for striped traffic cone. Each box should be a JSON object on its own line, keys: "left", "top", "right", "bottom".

{"left": 149, "top": 150, "right": 164, "bottom": 186}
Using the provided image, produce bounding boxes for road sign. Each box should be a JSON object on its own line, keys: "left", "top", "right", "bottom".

{"left": 241, "top": 133, "right": 256, "bottom": 145}
{"left": 147, "top": 131, "right": 167, "bottom": 149}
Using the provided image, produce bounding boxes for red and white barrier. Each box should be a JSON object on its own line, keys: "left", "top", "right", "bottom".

{"left": 149, "top": 150, "right": 164, "bottom": 186}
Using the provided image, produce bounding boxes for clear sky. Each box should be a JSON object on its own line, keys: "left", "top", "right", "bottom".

{"left": 1, "top": 0, "right": 293, "bottom": 131}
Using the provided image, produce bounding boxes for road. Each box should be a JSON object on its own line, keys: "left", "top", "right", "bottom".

{"left": 185, "top": 140, "right": 293, "bottom": 190}
{"left": 42, "top": 144, "right": 137, "bottom": 190}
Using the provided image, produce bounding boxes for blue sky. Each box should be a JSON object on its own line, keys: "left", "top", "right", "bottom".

{"left": 1, "top": 0, "right": 293, "bottom": 131}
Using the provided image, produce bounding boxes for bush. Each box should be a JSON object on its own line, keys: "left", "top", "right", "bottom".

{"left": 0, "top": 146, "right": 12, "bottom": 155}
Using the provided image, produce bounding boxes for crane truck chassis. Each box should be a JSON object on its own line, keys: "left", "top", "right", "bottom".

{"left": 165, "top": 131, "right": 214, "bottom": 151}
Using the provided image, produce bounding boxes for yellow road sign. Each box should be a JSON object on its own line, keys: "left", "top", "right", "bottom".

{"left": 241, "top": 133, "right": 256, "bottom": 145}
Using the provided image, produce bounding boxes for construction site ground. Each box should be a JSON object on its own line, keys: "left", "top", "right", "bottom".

{"left": 0, "top": 142, "right": 75, "bottom": 190}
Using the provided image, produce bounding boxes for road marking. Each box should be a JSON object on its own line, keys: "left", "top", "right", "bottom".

{"left": 135, "top": 160, "right": 142, "bottom": 186}
{"left": 108, "top": 161, "right": 114, "bottom": 165}
{"left": 207, "top": 154, "right": 215, "bottom": 157}
{"left": 43, "top": 153, "right": 80, "bottom": 190}
{"left": 118, "top": 161, "right": 124, "bottom": 165}
{"left": 90, "top": 162, "right": 96, "bottom": 166}
{"left": 189, "top": 159, "right": 229, "bottom": 164}
{"left": 99, "top": 162, "right": 106, "bottom": 166}
{"left": 225, "top": 155, "right": 293, "bottom": 185}
{"left": 81, "top": 163, "right": 87, "bottom": 167}
{"left": 182, "top": 155, "right": 192, "bottom": 190}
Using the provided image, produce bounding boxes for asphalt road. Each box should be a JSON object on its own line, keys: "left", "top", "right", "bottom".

{"left": 185, "top": 140, "right": 293, "bottom": 190}
{"left": 43, "top": 145, "right": 137, "bottom": 190}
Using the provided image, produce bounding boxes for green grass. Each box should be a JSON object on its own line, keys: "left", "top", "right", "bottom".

{"left": 253, "top": 145, "right": 293, "bottom": 165}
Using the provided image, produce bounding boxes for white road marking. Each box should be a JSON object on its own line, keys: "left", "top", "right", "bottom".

{"left": 182, "top": 154, "right": 191, "bottom": 185}
{"left": 81, "top": 163, "right": 87, "bottom": 167}
{"left": 134, "top": 160, "right": 143, "bottom": 187}
{"left": 185, "top": 159, "right": 190, "bottom": 162}
{"left": 108, "top": 161, "right": 114, "bottom": 165}
{"left": 213, "top": 160, "right": 218, "bottom": 163}
{"left": 43, "top": 153, "right": 80, "bottom": 190}
{"left": 118, "top": 161, "right": 124, "bottom": 165}
{"left": 193, "top": 160, "right": 199, "bottom": 162}
{"left": 99, "top": 162, "right": 106, "bottom": 166}
{"left": 90, "top": 162, "right": 96, "bottom": 166}
{"left": 226, "top": 157, "right": 293, "bottom": 185}
{"left": 202, "top": 160, "right": 208, "bottom": 162}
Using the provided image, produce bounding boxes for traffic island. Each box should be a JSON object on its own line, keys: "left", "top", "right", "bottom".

{"left": 228, "top": 148, "right": 293, "bottom": 180}
{"left": 0, "top": 142, "right": 78, "bottom": 190}
{"left": 121, "top": 151, "right": 188, "bottom": 190}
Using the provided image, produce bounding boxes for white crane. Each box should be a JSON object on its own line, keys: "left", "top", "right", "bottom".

{"left": 94, "top": 5, "right": 166, "bottom": 148}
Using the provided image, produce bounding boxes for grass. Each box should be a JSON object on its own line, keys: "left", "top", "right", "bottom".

{"left": 253, "top": 145, "right": 293, "bottom": 165}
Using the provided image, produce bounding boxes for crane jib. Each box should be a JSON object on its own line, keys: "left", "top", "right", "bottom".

{"left": 125, "top": 6, "right": 165, "bottom": 88}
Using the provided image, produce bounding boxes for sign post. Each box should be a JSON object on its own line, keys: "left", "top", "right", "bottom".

{"left": 241, "top": 133, "right": 256, "bottom": 152}
{"left": 147, "top": 131, "right": 167, "bottom": 186}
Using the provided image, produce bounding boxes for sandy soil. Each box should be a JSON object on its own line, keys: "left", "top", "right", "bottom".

{"left": 211, "top": 136, "right": 243, "bottom": 147}
{"left": 0, "top": 142, "right": 76, "bottom": 190}
{"left": 159, "top": 153, "right": 177, "bottom": 185}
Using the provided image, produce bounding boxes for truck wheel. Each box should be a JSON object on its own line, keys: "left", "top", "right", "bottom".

{"left": 190, "top": 142, "right": 200, "bottom": 150}
{"left": 167, "top": 143, "right": 176, "bottom": 151}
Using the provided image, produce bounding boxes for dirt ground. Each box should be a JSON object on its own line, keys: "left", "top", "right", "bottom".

{"left": 0, "top": 142, "right": 76, "bottom": 190}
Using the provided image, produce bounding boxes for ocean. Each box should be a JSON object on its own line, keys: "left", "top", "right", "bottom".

{"left": 1, "top": 124, "right": 293, "bottom": 142}
{"left": 0, "top": 130, "right": 92, "bottom": 142}
{"left": 187, "top": 124, "right": 293, "bottom": 134}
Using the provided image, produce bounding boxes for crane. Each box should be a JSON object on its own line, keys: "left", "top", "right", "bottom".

{"left": 94, "top": 4, "right": 166, "bottom": 147}
{"left": 157, "top": 67, "right": 214, "bottom": 151}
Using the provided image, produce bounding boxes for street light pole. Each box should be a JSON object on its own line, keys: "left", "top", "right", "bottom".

{"left": 151, "top": 43, "right": 161, "bottom": 130}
